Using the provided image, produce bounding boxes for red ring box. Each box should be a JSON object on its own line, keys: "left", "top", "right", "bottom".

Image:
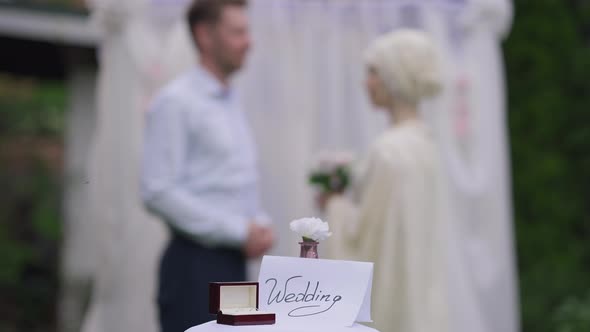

{"left": 209, "top": 282, "right": 276, "bottom": 326}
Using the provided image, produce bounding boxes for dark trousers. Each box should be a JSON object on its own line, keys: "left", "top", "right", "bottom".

{"left": 158, "top": 233, "right": 246, "bottom": 332}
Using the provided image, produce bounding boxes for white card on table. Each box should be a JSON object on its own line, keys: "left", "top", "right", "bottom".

{"left": 257, "top": 256, "right": 373, "bottom": 328}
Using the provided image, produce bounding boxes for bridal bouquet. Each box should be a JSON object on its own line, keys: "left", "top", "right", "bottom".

{"left": 308, "top": 151, "right": 354, "bottom": 194}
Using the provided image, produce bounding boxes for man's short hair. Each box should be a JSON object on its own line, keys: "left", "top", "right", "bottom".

{"left": 187, "top": 0, "right": 247, "bottom": 49}
{"left": 187, "top": 0, "right": 247, "bottom": 32}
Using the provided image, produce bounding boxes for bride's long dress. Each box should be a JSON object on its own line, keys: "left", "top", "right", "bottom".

{"left": 81, "top": 1, "right": 195, "bottom": 331}
{"left": 326, "top": 119, "right": 452, "bottom": 332}
{"left": 326, "top": 2, "right": 519, "bottom": 332}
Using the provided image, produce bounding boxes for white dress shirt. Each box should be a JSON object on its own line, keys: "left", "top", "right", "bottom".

{"left": 141, "top": 66, "right": 268, "bottom": 248}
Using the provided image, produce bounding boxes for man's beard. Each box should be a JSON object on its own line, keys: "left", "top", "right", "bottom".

{"left": 216, "top": 53, "right": 241, "bottom": 77}
{"left": 221, "top": 61, "right": 239, "bottom": 76}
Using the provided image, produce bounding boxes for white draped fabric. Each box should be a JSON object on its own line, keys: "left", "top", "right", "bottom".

{"left": 77, "top": 1, "right": 518, "bottom": 332}
{"left": 81, "top": 1, "right": 195, "bottom": 332}
{"left": 60, "top": 66, "right": 98, "bottom": 332}
{"left": 241, "top": 2, "right": 518, "bottom": 332}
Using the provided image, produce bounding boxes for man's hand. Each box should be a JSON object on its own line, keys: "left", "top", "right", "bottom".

{"left": 243, "top": 223, "right": 274, "bottom": 258}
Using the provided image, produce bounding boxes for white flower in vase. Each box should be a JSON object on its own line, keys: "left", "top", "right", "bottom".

{"left": 290, "top": 217, "right": 332, "bottom": 243}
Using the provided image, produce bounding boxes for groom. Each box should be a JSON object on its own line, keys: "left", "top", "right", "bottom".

{"left": 140, "top": 0, "right": 274, "bottom": 331}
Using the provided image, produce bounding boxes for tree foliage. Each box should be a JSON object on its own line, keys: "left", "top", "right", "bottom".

{"left": 504, "top": 1, "right": 590, "bottom": 331}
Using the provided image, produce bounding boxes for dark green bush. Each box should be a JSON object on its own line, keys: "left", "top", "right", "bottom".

{"left": 505, "top": 1, "right": 590, "bottom": 331}
{"left": 0, "top": 73, "right": 64, "bottom": 332}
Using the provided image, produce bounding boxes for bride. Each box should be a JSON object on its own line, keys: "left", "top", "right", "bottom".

{"left": 322, "top": 29, "right": 452, "bottom": 332}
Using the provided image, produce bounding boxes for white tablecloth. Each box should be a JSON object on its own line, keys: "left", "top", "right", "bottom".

{"left": 186, "top": 321, "right": 379, "bottom": 332}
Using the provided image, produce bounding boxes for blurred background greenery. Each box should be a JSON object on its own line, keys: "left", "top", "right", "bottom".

{"left": 0, "top": 74, "right": 65, "bottom": 332}
{"left": 505, "top": 1, "right": 590, "bottom": 331}
{"left": 0, "top": 0, "right": 589, "bottom": 331}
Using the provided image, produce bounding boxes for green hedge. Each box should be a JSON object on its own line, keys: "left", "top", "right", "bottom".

{"left": 0, "top": 74, "right": 64, "bottom": 332}
{"left": 505, "top": 1, "right": 590, "bottom": 331}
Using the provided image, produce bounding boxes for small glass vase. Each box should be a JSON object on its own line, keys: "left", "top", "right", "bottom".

{"left": 299, "top": 240, "right": 319, "bottom": 259}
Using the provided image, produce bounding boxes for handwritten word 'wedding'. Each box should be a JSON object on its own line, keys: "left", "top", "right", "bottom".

{"left": 265, "top": 276, "right": 343, "bottom": 317}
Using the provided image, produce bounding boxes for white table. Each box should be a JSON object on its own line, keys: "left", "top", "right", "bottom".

{"left": 186, "top": 321, "right": 379, "bottom": 332}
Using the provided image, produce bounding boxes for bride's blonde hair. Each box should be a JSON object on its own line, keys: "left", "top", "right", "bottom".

{"left": 365, "top": 29, "right": 443, "bottom": 105}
